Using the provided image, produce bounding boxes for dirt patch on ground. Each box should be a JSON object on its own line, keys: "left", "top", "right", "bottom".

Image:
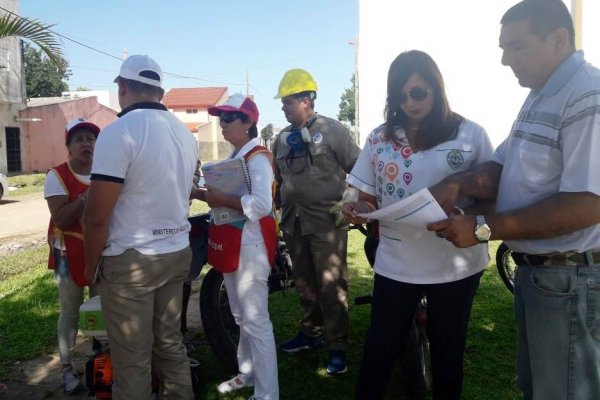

{"left": 0, "top": 232, "right": 47, "bottom": 258}
{"left": 2, "top": 336, "right": 95, "bottom": 399}
{"left": 1, "top": 194, "right": 205, "bottom": 398}
{"left": 1, "top": 281, "right": 203, "bottom": 400}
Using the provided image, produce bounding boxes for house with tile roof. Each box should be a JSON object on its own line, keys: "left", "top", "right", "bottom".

{"left": 162, "top": 87, "right": 229, "bottom": 161}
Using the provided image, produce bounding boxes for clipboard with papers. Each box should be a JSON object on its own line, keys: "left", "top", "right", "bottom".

{"left": 201, "top": 158, "right": 251, "bottom": 225}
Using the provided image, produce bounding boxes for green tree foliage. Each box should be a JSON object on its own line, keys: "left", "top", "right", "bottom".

{"left": 24, "top": 43, "right": 70, "bottom": 97}
{"left": 337, "top": 73, "right": 355, "bottom": 126}
{"left": 0, "top": 13, "right": 67, "bottom": 69}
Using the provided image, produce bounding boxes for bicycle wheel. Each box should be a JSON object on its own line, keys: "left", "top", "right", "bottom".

{"left": 417, "top": 327, "right": 432, "bottom": 393}
{"left": 401, "top": 321, "right": 428, "bottom": 399}
{"left": 199, "top": 268, "right": 239, "bottom": 365}
{"left": 495, "top": 242, "right": 516, "bottom": 293}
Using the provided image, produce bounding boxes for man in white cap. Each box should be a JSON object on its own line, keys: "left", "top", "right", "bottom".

{"left": 83, "top": 55, "right": 198, "bottom": 400}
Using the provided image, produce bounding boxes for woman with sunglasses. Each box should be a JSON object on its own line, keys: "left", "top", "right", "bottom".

{"left": 343, "top": 50, "right": 494, "bottom": 400}
{"left": 193, "top": 94, "right": 279, "bottom": 400}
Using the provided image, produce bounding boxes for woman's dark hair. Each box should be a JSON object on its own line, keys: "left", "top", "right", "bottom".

{"left": 229, "top": 112, "right": 258, "bottom": 138}
{"left": 384, "top": 50, "right": 463, "bottom": 151}
{"left": 65, "top": 129, "right": 97, "bottom": 146}
{"left": 248, "top": 123, "right": 258, "bottom": 138}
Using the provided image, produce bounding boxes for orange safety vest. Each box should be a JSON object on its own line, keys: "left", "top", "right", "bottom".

{"left": 47, "top": 162, "right": 90, "bottom": 287}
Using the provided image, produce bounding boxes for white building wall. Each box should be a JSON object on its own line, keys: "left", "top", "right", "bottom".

{"left": 0, "top": 0, "right": 25, "bottom": 174}
{"left": 170, "top": 108, "right": 210, "bottom": 124}
{"left": 61, "top": 90, "right": 120, "bottom": 112}
{"left": 357, "top": 0, "right": 598, "bottom": 148}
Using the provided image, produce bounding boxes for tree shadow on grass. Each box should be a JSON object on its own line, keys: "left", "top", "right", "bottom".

{"left": 0, "top": 271, "right": 59, "bottom": 377}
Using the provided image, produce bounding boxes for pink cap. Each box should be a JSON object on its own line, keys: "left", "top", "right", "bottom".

{"left": 65, "top": 118, "right": 100, "bottom": 139}
{"left": 208, "top": 93, "right": 259, "bottom": 123}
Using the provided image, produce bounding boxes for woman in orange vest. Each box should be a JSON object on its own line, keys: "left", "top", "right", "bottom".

{"left": 44, "top": 118, "right": 100, "bottom": 394}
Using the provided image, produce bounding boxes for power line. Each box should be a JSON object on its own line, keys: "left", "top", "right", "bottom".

{"left": 0, "top": 5, "right": 122, "bottom": 61}
{"left": 2, "top": 6, "right": 342, "bottom": 93}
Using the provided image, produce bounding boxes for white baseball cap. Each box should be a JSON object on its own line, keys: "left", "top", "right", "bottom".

{"left": 114, "top": 55, "right": 163, "bottom": 88}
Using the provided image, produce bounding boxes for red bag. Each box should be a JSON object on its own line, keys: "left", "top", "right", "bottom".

{"left": 208, "top": 145, "right": 277, "bottom": 273}
{"left": 208, "top": 215, "right": 277, "bottom": 273}
{"left": 208, "top": 222, "right": 243, "bottom": 273}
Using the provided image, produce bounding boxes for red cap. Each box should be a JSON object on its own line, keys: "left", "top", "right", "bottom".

{"left": 208, "top": 93, "right": 259, "bottom": 123}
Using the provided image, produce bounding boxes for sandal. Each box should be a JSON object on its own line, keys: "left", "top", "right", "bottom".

{"left": 217, "top": 375, "right": 253, "bottom": 394}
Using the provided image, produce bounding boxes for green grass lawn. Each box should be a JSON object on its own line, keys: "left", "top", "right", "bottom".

{"left": 0, "top": 226, "right": 519, "bottom": 399}
{"left": 4, "top": 173, "right": 46, "bottom": 197}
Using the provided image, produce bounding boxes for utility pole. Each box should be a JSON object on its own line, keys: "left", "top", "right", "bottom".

{"left": 123, "top": 48, "right": 128, "bottom": 60}
{"left": 571, "top": 0, "right": 582, "bottom": 50}
{"left": 246, "top": 70, "right": 250, "bottom": 96}
{"left": 349, "top": 37, "right": 359, "bottom": 145}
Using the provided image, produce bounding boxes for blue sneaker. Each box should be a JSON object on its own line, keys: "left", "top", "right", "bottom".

{"left": 326, "top": 350, "right": 347, "bottom": 375}
{"left": 279, "top": 332, "right": 323, "bottom": 353}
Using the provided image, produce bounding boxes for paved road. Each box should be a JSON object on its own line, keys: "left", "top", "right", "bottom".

{"left": 0, "top": 192, "right": 49, "bottom": 239}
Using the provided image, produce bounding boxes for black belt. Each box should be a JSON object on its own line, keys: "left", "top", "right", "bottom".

{"left": 512, "top": 250, "right": 600, "bottom": 266}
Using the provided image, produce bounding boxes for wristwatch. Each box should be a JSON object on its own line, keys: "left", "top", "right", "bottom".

{"left": 474, "top": 215, "right": 491, "bottom": 243}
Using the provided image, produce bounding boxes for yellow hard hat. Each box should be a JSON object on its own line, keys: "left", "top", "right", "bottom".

{"left": 274, "top": 68, "right": 319, "bottom": 99}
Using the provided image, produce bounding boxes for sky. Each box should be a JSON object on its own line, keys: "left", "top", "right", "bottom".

{"left": 358, "top": 0, "right": 600, "bottom": 148}
{"left": 19, "top": 0, "right": 358, "bottom": 129}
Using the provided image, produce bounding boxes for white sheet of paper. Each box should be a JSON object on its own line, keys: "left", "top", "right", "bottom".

{"left": 358, "top": 188, "right": 448, "bottom": 227}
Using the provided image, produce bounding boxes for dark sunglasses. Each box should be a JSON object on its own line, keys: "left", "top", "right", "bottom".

{"left": 220, "top": 112, "right": 248, "bottom": 124}
{"left": 399, "top": 87, "right": 429, "bottom": 104}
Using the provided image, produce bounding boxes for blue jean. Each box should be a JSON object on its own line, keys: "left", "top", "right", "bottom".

{"left": 514, "top": 264, "right": 600, "bottom": 400}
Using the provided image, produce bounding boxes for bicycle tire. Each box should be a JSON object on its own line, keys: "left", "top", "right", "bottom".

{"left": 495, "top": 242, "right": 516, "bottom": 294}
{"left": 418, "top": 328, "right": 432, "bottom": 393}
{"left": 400, "top": 321, "right": 428, "bottom": 399}
{"left": 199, "top": 268, "right": 239, "bottom": 365}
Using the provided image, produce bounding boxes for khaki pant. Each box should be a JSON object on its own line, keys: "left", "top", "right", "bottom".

{"left": 98, "top": 248, "right": 193, "bottom": 400}
{"left": 284, "top": 225, "right": 349, "bottom": 351}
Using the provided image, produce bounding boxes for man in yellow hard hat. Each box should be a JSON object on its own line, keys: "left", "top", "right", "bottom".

{"left": 273, "top": 68, "right": 360, "bottom": 375}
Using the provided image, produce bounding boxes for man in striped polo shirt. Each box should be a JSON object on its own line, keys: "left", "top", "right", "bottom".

{"left": 428, "top": 1, "right": 600, "bottom": 399}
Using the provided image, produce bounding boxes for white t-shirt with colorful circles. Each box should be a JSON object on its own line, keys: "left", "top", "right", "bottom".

{"left": 347, "top": 119, "right": 494, "bottom": 284}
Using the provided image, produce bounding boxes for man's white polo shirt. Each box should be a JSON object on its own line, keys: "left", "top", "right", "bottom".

{"left": 91, "top": 102, "right": 198, "bottom": 256}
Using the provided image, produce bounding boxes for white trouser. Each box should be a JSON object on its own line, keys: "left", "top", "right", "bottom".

{"left": 223, "top": 242, "right": 279, "bottom": 400}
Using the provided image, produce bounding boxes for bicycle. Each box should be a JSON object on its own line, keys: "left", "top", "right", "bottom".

{"left": 354, "top": 222, "right": 432, "bottom": 399}
{"left": 495, "top": 242, "right": 517, "bottom": 293}
{"left": 190, "top": 215, "right": 432, "bottom": 398}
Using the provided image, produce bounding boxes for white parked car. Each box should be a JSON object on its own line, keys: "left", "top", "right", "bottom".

{"left": 0, "top": 172, "right": 8, "bottom": 201}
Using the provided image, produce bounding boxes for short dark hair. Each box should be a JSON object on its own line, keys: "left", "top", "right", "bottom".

{"left": 117, "top": 77, "right": 164, "bottom": 98}
{"left": 384, "top": 50, "right": 462, "bottom": 151}
{"left": 293, "top": 91, "right": 316, "bottom": 110}
{"left": 501, "top": 0, "right": 575, "bottom": 48}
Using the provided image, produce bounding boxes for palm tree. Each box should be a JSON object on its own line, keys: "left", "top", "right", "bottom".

{"left": 0, "top": 12, "right": 67, "bottom": 69}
